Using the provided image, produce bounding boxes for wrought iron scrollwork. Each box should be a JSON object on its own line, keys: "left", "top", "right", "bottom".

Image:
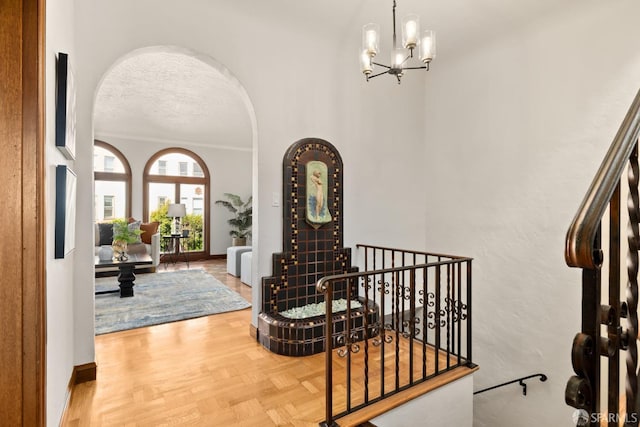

{"left": 371, "top": 322, "right": 394, "bottom": 346}
{"left": 377, "top": 279, "right": 390, "bottom": 295}
{"left": 402, "top": 285, "right": 412, "bottom": 301}
{"left": 401, "top": 317, "right": 421, "bottom": 338}
{"left": 336, "top": 332, "right": 361, "bottom": 357}
{"left": 426, "top": 292, "right": 435, "bottom": 308}
{"left": 445, "top": 297, "right": 468, "bottom": 322}
{"left": 565, "top": 333, "right": 595, "bottom": 412}
{"left": 361, "top": 276, "right": 373, "bottom": 292}
{"left": 427, "top": 309, "right": 446, "bottom": 329}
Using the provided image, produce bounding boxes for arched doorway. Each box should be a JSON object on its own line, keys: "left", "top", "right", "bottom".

{"left": 90, "top": 46, "right": 259, "bottom": 342}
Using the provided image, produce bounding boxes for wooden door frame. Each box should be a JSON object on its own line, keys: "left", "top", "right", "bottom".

{"left": 0, "top": 0, "right": 47, "bottom": 424}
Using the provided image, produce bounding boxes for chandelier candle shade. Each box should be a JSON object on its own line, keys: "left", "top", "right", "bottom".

{"left": 360, "top": 0, "right": 436, "bottom": 84}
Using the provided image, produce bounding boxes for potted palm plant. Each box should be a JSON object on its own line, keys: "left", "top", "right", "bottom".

{"left": 215, "top": 193, "right": 252, "bottom": 246}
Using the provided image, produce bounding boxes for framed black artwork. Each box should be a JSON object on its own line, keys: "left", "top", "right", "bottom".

{"left": 55, "top": 165, "right": 77, "bottom": 259}
{"left": 55, "top": 52, "right": 76, "bottom": 160}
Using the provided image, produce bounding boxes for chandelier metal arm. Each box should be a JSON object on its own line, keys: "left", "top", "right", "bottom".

{"left": 371, "top": 62, "right": 391, "bottom": 69}
{"left": 366, "top": 70, "right": 390, "bottom": 81}
{"left": 403, "top": 65, "right": 429, "bottom": 71}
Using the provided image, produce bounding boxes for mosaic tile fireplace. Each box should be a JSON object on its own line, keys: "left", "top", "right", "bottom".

{"left": 258, "top": 138, "right": 379, "bottom": 356}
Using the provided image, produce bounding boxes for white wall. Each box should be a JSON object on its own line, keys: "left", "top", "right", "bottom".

{"left": 45, "top": 0, "right": 76, "bottom": 424}
{"left": 371, "top": 374, "right": 474, "bottom": 427}
{"left": 337, "top": 4, "right": 429, "bottom": 253}
{"left": 98, "top": 135, "right": 252, "bottom": 254}
{"left": 422, "top": 2, "right": 640, "bottom": 426}
{"left": 68, "top": 0, "right": 431, "bottom": 379}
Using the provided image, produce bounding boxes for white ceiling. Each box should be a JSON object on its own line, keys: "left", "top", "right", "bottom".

{"left": 93, "top": 0, "right": 571, "bottom": 149}
{"left": 94, "top": 51, "right": 253, "bottom": 150}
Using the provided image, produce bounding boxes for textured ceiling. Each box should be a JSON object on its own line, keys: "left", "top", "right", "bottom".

{"left": 94, "top": 51, "right": 253, "bottom": 149}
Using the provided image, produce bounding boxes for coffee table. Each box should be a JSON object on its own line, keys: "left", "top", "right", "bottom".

{"left": 94, "top": 253, "right": 153, "bottom": 298}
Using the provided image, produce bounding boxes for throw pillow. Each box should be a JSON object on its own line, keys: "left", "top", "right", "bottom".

{"left": 98, "top": 223, "right": 114, "bottom": 246}
{"left": 140, "top": 221, "right": 159, "bottom": 244}
{"left": 128, "top": 220, "right": 142, "bottom": 243}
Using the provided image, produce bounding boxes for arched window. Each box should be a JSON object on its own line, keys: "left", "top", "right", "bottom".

{"left": 94, "top": 140, "right": 132, "bottom": 221}
{"left": 143, "top": 148, "right": 210, "bottom": 255}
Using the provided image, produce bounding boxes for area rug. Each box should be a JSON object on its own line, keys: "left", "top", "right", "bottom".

{"left": 95, "top": 269, "right": 251, "bottom": 335}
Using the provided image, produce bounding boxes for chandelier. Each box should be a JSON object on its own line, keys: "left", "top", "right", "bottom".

{"left": 360, "top": 0, "right": 436, "bottom": 84}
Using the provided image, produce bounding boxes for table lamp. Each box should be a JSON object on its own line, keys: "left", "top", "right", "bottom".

{"left": 167, "top": 203, "right": 186, "bottom": 236}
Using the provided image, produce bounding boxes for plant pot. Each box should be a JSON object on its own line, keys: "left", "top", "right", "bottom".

{"left": 232, "top": 237, "right": 247, "bottom": 247}
{"left": 112, "top": 240, "right": 128, "bottom": 261}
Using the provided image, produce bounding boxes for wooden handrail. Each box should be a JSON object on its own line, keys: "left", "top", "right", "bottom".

{"left": 565, "top": 88, "right": 640, "bottom": 269}
{"left": 355, "top": 244, "right": 470, "bottom": 260}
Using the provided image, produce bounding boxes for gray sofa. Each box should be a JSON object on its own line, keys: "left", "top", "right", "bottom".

{"left": 94, "top": 222, "right": 160, "bottom": 275}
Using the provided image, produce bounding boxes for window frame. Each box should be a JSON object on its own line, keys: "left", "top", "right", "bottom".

{"left": 143, "top": 147, "right": 210, "bottom": 257}
{"left": 94, "top": 140, "right": 132, "bottom": 220}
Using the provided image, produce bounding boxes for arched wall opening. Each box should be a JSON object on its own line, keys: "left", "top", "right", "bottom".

{"left": 90, "top": 45, "right": 260, "bottom": 331}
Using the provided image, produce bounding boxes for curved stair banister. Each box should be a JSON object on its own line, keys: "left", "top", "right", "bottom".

{"left": 565, "top": 88, "right": 640, "bottom": 427}
{"left": 565, "top": 88, "right": 640, "bottom": 269}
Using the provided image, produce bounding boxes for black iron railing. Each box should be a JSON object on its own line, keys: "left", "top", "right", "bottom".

{"left": 565, "top": 88, "right": 640, "bottom": 426}
{"left": 473, "top": 373, "right": 547, "bottom": 396}
{"left": 317, "top": 244, "right": 474, "bottom": 426}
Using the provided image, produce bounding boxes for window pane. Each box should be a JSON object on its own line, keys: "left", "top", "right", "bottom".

{"left": 193, "top": 162, "right": 204, "bottom": 177}
{"left": 158, "top": 160, "right": 167, "bottom": 175}
{"left": 148, "top": 153, "right": 205, "bottom": 177}
{"left": 104, "top": 156, "right": 115, "bottom": 172}
{"left": 103, "top": 195, "right": 114, "bottom": 218}
{"left": 148, "top": 183, "right": 175, "bottom": 237}
{"left": 94, "top": 146, "right": 125, "bottom": 173}
{"left": 192, "top": 197, "right": 203, "bottom": 216}
{"left": 180, "top": 183, "right": 205, "bottom": 252}
{"left": 95, "top": 181, "right": 126, "bottom": 221}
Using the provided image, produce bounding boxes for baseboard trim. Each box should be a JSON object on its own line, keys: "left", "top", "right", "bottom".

{"left": 249, "top": 324, "right": 258, "bottom": 340}
{"left": 159, "top": 253, "right": 226, "bottom": 263}
{"left": 61, "top": 362, "right": 97, "bottom": 426}
{"left": 73, "top": 362, "right": 97, "bottom": 384}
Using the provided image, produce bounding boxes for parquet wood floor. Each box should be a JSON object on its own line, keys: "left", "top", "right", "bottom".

{"left": 62, "top": 259, "right": 475, "bottom": 426}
